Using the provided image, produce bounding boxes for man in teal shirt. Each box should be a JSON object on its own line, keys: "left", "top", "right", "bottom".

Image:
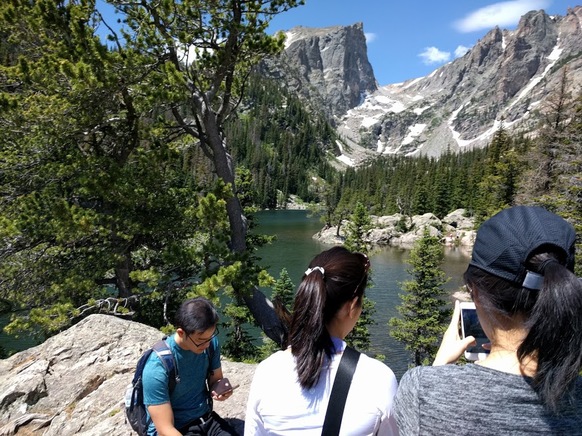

{"left": 143, "top": 297, "right": 237, "bottom": 435}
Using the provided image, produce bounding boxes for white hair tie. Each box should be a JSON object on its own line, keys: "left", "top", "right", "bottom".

{"left": 305, "top": 266, "right": 325, "bottom": 277}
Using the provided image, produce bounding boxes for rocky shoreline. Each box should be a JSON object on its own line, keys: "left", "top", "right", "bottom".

{"left": 312, "top": 208, "right": 476, "bottom": 250}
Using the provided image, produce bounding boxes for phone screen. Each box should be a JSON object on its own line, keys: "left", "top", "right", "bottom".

{"left": 461, "top": 307, "right": 490, "bottom": 354}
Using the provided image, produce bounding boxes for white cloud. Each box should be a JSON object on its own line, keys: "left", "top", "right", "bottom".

{"left": 455, "top": 45, "right": 470, "bottom": 57}
{"left": 454, "top": 0, "right": 551, "bottom": 33}
{"left": 365, "top": 32, "right": 377, "bottom": 43}
{"left": 419, "top": 47, "right": 451, "bottom": 65}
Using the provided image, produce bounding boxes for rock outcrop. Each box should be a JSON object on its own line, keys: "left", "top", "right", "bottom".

{"left": 0, "top": 315, "right": 255, "bottom": 436}
{"left": 338, "top": 7, "right": 582, "bottom": 158}
{"left": 313, "top": 208, "right": 476, "bottom": 249}
{"left": 260, "top": 22, "right": 378, "bottom": 119}
{"left": 265, "top": 7, "right": 582, "bottom": 161}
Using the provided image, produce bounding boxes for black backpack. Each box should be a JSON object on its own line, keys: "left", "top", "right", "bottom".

{"left": 124, "top": 339, "right": 180, "bottom": 436}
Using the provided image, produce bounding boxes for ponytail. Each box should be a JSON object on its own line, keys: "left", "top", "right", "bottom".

{"left": 289, "top": 269, "right": 331, "bottom": 389}
{"left": 286, "top": 246, "right": 368, "bottom": 389}
{"left": 519, "top": 253, "right": 582, "bottom": 412}
{"left": 466, "top": 252, "right": 582, "bottom": 412}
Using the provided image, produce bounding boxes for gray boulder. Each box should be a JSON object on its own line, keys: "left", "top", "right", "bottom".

{"left": 0, "top": 315, "right": 255, "bottom": 436}
{"left": 313, "top": 212, "right": 476, "bottom": 249}
{"left": 442, "top": 209, "right": 474, "bottom": 230}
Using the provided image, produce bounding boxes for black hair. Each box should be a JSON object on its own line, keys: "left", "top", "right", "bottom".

{"left": 283, "top": 246, "right": 369, "bottom": 389}
{"left": 464, "top": 251, "right": 582, "bottom": 412}
{"left": 174, "top": 297, "right": 219, "bottom": 334}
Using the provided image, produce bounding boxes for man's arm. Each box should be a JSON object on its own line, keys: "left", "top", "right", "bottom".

{"left": 207, "top": 366, "right": 223, "bottom": 389}
{"left": 148, "top": 403, "right": 182, "bottom": 436}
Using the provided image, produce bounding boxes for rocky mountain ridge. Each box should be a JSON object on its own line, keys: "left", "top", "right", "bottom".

{"left": 266, "top": 6, "right": 582, "bottom": 162}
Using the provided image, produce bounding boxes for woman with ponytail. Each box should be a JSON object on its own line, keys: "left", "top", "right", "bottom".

{"left": 245, "top": 246, "right": 398, "bottom": 435}
{"left": 395, "top": 206, "right": 582, "bottom": 435}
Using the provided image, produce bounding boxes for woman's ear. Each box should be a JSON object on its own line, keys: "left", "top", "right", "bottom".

{"left": 348, "top": 296, "right": 360, "bottom": 318}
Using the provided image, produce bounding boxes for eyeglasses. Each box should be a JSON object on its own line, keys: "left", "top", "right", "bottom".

{"left": 187, "top": 327, "right": 219, "bottom": 347}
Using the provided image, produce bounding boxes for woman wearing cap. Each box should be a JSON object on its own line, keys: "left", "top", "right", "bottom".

{"left": 245, "top": 246, "right": 399, "bottom": 435}
{"left": 394, "top": 206, "right": 582, "bottom": 435}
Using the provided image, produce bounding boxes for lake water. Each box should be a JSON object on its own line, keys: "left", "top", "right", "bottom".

{"left": 0, "top": 210, "right": 472, "bottom": 379}
{"left": 254, "top": 210, "right": 471, "bottom": 379}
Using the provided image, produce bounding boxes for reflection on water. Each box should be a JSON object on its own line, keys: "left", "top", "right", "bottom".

{"left": 254, "top": 210, "right": 471, "bottom": 380}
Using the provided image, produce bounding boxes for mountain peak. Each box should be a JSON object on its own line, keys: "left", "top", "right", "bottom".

{"left": 262, "top": 21, "right": 377, "bottom": 119}
{"left": 262, "top": 7, "right": 581, "bottom": 163}
{"left": 334, "top": 6, "right": 581, "bottom": 160}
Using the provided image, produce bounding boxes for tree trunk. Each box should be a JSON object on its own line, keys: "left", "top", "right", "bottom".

{"left": 115, "top": 255, "right": 133, "bottom": 298}
{"left": 205, "top": 115, "right": 286, "bottom": 345}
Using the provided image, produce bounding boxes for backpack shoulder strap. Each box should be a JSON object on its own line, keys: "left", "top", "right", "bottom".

{"left": 321, "top": 346, "right": 361, "bottom": 436}
{"left": 205, "top": 338, "right": 215, "bottom": 370}
{"left": 131, "top": 348, "right": 154, "bottom": 385}
{"left": 152, "top": 339, "right": 179, "bottom": 394}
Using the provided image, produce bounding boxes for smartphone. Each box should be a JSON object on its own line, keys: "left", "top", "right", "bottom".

{"left": 211, "top": 378, "right": 238, "bottom": 396}
{"left": 459, "top": 301, "right": 490, "bottom": 361}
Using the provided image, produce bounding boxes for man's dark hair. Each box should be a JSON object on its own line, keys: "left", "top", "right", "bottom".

{"left": 174, "top": 297, "right": 219, "bottom": 334}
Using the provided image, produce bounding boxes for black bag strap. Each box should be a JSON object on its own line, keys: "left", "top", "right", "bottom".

{"left": 205, "top": 339, "right": 216, "bottom": 410}
{"left": 321, "top": 346, "right": 361, "bottom": 436}
{"left": 152, "top": 338, "right": 179, "bottom": 393}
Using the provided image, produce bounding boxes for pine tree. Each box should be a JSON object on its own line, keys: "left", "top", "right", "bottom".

{"left": 555, "top": 92, "right": 582, "bottom": 276}
{"left": 474, "top": 124, "right": 520, "bottom": 224}
{"left": 343, "top": 202, "right": 375, "bottom": 352}
{"left": 344, "top": 202, "right": 372, "bottom": 250}
{"left": 517, "top": 67, "right": 574, "bottom": 208}
{"left": 389, "top": 227, "right": 451, "bottom": 366}
{"left": 0, "top": 0, "right": 304, "bottom": 342}
{"left": 272, "top": 268, "right": 295, "bottom": 311}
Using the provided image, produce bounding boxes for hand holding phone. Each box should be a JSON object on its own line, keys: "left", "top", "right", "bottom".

{"left": 211, "top": 378, "right": 238, "bottom": 397}
{"left": 460, "top": 301, "right": 490, "bottom": 361}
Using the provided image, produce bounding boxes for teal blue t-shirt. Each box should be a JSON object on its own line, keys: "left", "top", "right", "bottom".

{"left": 142, "top": 334, "right": 221, "bottom": 435}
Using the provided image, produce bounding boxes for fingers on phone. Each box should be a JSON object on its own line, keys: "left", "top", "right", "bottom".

{"left": 464, "top": 335, "right": 477, "bottom": 346}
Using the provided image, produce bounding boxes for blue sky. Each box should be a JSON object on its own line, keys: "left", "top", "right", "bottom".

{"left": 95, "top": 0, "right": 577, "bottom": 85}
{"left": 267, "top": 0, "right": 577, "bottom": 85}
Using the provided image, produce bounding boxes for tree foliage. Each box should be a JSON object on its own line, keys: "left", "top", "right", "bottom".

{"left": 228, "top": 74, "right": 338, "bottom": 209}
{"left": 271, "top": 268, "right": 295, "bottom": 311}
{"left": 343, "top": 202, "right": 375, "bottom": 352}
{"left": 0, "top": 0, "right": 303, "bottom": 343}
{"left": 389, "top": 227, "right": 450, "bottom": 366}
{"left": 105, "top": 0, "right": 306, "bottom": 343}
{"left": 473, "top": 124, "right": 523, "bottom": 225}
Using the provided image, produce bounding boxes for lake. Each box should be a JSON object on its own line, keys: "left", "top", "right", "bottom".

{"left": 0, "top": 210, "right": 472, "bottom": 380}
{"left": 253, "top": 210, "right": 471, "bottom": 379}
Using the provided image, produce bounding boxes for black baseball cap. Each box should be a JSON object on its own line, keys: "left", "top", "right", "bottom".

{"left": 470, "top": 206, "right": 576, "bottom": 287}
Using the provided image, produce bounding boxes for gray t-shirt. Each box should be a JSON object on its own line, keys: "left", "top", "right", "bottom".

{"left": 394, "top": 364, "right": 582, "bottom": 435}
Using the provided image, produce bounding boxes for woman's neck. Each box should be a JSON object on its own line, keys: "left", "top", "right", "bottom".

{"left": 476, "top": 326, "right": 537, "bottom": 376}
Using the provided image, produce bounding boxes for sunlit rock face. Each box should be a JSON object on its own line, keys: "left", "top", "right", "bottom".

{"left": 262, "top": 7, "right": 582, "bottom": 163}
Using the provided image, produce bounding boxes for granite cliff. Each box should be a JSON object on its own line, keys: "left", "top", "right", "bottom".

{"left": 260, "top": 22, "right": 377, "bottom": 120}
{"left": 264, "top": 7, "right": 582, "bottom": 163}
